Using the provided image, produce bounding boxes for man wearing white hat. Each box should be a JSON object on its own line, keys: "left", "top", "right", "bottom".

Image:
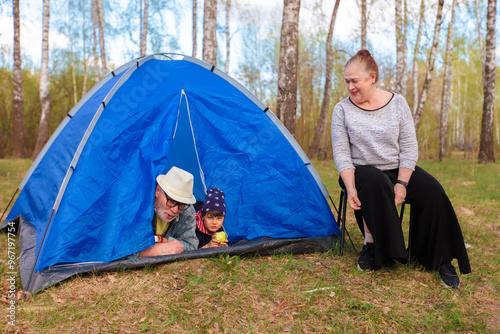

{"left": 138, "top": 166, "right": 198, "bottom": 257}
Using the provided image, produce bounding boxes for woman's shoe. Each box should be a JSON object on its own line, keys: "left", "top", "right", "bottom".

{"left": 357, "top": 243, "right": 374, "bottom": 271}
{"left": 439, "top": 263, "right": 460, "bottom": 288}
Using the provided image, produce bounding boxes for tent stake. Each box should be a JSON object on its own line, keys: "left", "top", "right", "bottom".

{"left": 1, "top": 188, "right": 19, "bottom": 223}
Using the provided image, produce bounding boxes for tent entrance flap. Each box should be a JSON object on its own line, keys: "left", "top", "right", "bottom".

{"left": 168, "top": 90, "right": 207, "bottom": 202}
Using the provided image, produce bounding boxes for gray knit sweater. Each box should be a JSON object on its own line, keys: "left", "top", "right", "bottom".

{"left": 331, "top": 93, "right": 418, "bottom": 173}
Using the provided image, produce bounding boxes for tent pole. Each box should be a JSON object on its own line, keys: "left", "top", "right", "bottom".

{"left": 1, "top": 188, "right": 19, "bottom": 222}
{"left": 25, "top": 209, "right": 55, "bottom": 292}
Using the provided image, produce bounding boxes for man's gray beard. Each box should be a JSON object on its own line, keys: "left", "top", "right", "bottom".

{"left": 154, "top": 201, "right": 175, "bottom": 223}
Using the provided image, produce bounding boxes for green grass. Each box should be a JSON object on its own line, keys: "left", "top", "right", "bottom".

{"left": 1, "top": 158, "right": 499, "bottom": 333}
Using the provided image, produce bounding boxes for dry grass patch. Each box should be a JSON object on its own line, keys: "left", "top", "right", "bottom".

{"left": 1, "top": 159, "right": 500, "bottom": 333}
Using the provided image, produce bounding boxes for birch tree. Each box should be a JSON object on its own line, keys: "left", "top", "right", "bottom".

{"left": 478, "top": 0, "right": 496, "bottom": 163}
{"left": 32, "top": 0, "right": 52, "bottom": 160}
{"left": 96, "top": 0, "right": 106, "bottom": 72}
{"left": 439, "top": 0, "right": 456, "bottom": 161}
{"left": 308, "top": 0, "right": 341, "bottom": 159}
{"left": 361, "top": 0, "right": 367, "bottom": 49}
{"left": 203, "top": 0, "right": 217, "bottom": 65}
{"left": 12, "top": 0, "right": 25, "bottom": 158}
{"left": 192, "top": 0, "right": 197, "bottom": 57}
{"left": 395, "top": 0, "right": 407, "bottom": 97}
{"left": 91, "top": 0, "right": 100, "bottom": 82}
{"left": 225, "top": 0, "right": 231, "bottom": 73}
{"left": 475, "top": 0, "right": 486, "bottom": 89}
{"left": 277, "top": 0, "right": 301, "bottom": 138}
{"left": 140, "top": 0, "right": 149, "bottom": 57}
{"left": 81, "top": 0, "right": 90, "bottom": 97}
{"left": 412, "top": 0, "right": 444, "bottom": 133}
{"left": 411, "top": 0, "right": 424, "bottom": 113}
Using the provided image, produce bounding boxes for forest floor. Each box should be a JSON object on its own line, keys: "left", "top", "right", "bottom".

{"left": 1, "top": 158, "right": 499, "bottom": 333}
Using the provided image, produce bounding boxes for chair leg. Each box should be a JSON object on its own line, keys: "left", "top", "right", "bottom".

{"left": 408, "top": 209, "right": 412, "bottom": 262}
{"left": 399, "top": 202, "right": 405, "bottom": 224}
{"left": 339, "top": 190, "right": 346, "bottom": 256}
{"left": 338, "top": 189, "right": 357, "bottom": 256}
{"left": 399, "top": 202, "right": 412, "bottom": 264}
{"left": 331, "top": 189, "right": 359, "bottom": 256}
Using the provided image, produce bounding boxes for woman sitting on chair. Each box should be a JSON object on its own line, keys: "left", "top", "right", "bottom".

{"left": 331, "top": 49, "right": 471, "bottom": 288}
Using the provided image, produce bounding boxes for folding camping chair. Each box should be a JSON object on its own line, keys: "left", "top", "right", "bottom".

{"left": 335, "top": 189, "right": 411, "bottom": 257}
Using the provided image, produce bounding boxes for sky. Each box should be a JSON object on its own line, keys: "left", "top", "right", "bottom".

{"left": 0, "top": 0, "right": 498, "bottom": 76}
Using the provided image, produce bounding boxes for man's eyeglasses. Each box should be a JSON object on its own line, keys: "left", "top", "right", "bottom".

{"left": 163, "top": 190, "right": 188, "bottom": 210}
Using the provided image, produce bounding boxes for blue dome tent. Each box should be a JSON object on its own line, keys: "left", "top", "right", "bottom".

{"left": 1, "top": 54, "right": 340, "bottom": 294}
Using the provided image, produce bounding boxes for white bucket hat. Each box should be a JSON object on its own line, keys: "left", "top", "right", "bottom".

{"left": 156, "top": 167, "right": 196, "bottom": 204}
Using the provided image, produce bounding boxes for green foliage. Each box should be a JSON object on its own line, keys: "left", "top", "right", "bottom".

{"left": 0, "top": 67, "right": 13, "bottom": 157}
{"left": 2, "top": 1, "right": 499, "bottom": 160}
{"left": 0, "top": 67, "right": 41, "bottom": 158}
{"left": 235, "top": 6, "right": 280, "bottom": 108}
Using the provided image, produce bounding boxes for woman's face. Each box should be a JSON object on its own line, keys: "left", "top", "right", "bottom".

{"left": 344, "top": 63, "right": 375, "bottom": 104}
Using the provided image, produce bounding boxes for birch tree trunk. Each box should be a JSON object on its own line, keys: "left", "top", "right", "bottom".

{"left": 361, "top": 0, "right": 367, "bottom": 49}
{"left": 475, "top": 0, "right": 486, "bottom": 89}
{"left": 32, "top": 0, "right": 52, "bottom": 160}
{"left": 439, "top": 0, "right": 456, "bottom": 161}
{"left": 478, "top": 0, "right": 496, "bottom": 163}
{"left": 69, "top": 0, "right": 77, "bottom": 105}
{"left": 140, "top": 0, "right": 143, "bottom": 55}
{"left": 412, "top": 0, "right": 424, "bottom": 114}
{"left": 81, "top": 0, "right": 89, "bottom": 97}
{"left": 395, "top": 0, "right": 407, "bottom": 97}
{"left": 403, "top": 0, "right": 408, "bottom": 96}
{"left": 97, "top": 0, "right": 106, "bottom": 73}
{"left": 202, "top": 0, "right": 217, "bottom": 65}
{"left": 412, "top": 0, "right": 444, "bottom": 133}
{"left": 82, "top": 54, "right": 89, "bottom": 97}
{"left": 91, "top": 0, "right": 100, "bottom": 82}
{"left": 308, "top": 0, "right": 340, "bottom": 159}
{"left": 192, "top": 0, "right": 197, "bottom": 57}
{"left": 276, "top": 0, "right": 301, "bottom": 138}
{"left": 225, "top": 0, "right": 231, "bottom": 73}
{"left": 140, "top": 0, "right": 149, "bottom": 57}
{"left": 71, "top": 43, "right": 78, "bottom": 105}
{"left": 12, "top": 0, "right": 25, "bottom": 158}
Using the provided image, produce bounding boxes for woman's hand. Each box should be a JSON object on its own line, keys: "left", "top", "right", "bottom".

{"left": 394, "top": 183, "right": 406, "bottom": 207}
{"left": 340, "top": 169, "right": 361, "bottom": 210}
{"left": 347, "top": 188, "right": 362, "bottom": 210}
{"left": 395, "top": 168, "right": 412, "bottom": 207}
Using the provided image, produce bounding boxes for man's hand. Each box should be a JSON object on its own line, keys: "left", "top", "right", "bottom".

{"left": 394, "top": 183, "right": 406, "bottom": 207}
{"left": 138, "top": 239, "right": 184, "bottom": 257}
{"left": 202, "top": 237, "right": 228, "bottom": 249}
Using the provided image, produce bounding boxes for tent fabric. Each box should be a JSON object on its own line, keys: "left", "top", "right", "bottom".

{"left": 13, "top": 216, "right": 338, "bottom": 294}
{"left": 2, "top": 54, "right": 340, "bottom": 293}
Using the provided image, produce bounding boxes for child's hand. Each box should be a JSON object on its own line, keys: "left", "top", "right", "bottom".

{"left": 203, "top": 237, "right": 228, "bottom": 248}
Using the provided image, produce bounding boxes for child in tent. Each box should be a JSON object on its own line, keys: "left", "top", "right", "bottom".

{"left": 195, "top": 188, "right": 229, "bottom": 249}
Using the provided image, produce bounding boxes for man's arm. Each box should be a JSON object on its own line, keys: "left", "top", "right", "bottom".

{"left": 138, "top": 240, "right": 183, "bottom": 257}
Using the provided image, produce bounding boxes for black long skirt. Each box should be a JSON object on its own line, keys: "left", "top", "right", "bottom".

{"left": 340, "top": 165, "right": 471, "bottom": 274}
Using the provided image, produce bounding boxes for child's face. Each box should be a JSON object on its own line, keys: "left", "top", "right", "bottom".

{"left": 202, "top": 212, "right": 224, "bottom": 234}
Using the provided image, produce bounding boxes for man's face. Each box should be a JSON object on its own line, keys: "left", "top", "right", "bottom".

{"left": 154, "top": 185, "right": 186, "bottom": 222}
